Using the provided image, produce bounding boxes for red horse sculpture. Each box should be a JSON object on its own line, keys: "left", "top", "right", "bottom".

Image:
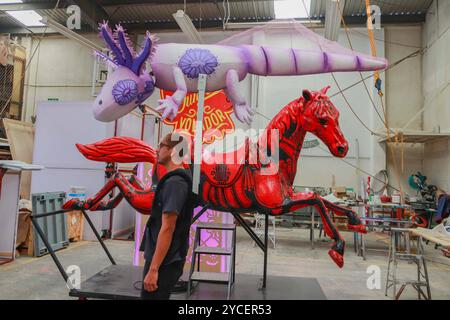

{"left": 64, "top": 86, "right": 366, "bottom": 268}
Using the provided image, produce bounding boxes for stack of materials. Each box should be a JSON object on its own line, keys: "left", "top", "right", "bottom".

{"left": 0, "top": 138, "right": 11, "bottom": 160}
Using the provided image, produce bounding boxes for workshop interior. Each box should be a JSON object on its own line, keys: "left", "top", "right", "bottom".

{"left": 0, "top": 0, "right": 450, "bottom": 301}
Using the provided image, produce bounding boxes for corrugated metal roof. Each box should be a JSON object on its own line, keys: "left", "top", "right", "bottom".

{"left": 104, "top": 0, "right": 274, "bottom": 24}
{"left": 310, "top": 0, "right": 433, "bottom": 17}
{"left": 36, "top": 8, "right": 68, "bottom": 24}
{"left": 0, "top": 0, "right": 433, "bottom": 32}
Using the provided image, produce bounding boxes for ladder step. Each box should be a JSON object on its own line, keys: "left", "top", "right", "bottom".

{"left": 195, "top": 246, "right": 232, "bottom": 255}
{"left": 196, "top": 222, "right": 236, "bottom": 230}
{"left": 191, "top": 271, "right": 229, "bottom": 283}
{"left": 395, "top": 253, "right": 424, "bottom": 261}
{"left": 252, "top": 228, "right": 275, "bottom": 236}
{"left": 390, "top": 280, "right": 429, "bottom": 286}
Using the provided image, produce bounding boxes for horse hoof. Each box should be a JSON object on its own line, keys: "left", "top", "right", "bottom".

{"left": 328, "top": 250, "right": 344, "bottom": 268}
{"left": 348, "top": 224, "right": 368, "bottom": 234}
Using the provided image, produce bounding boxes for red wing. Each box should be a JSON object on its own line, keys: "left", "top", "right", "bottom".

{"left": 76, "top": 136, "right": 156, "bottom": 164}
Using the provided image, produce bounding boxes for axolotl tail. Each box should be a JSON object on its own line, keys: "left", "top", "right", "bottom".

{"left": 239, "top": 44, "right": 387, "bottom": 76}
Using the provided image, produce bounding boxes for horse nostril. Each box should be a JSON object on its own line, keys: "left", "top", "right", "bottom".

{"left": 337, "top": 146, "right": 345, "bottom": 154}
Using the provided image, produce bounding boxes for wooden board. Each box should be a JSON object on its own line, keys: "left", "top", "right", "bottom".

{"left": 378, "top": 130, "right": 450, "bottom": 144}
{"left": 411, "top": 228, "right": 450, "bottom": 248}
{"left": 0, "top": 149, "right": 11, "bottom": 159}
{"left": 67, "top": 211, "right": 84, "bottom": 242}
{"left": 15, "top": 211, "right": 31, "bottom": 248}
{"left": 2, "top": 119, "right": 34, "bottom": 199}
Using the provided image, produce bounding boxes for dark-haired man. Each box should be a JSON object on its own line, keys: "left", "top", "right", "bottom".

{"left": 140, "top": 132, "right": 193, "bottom": 300}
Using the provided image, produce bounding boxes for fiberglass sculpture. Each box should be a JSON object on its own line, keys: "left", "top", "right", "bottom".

{"left": 93, "top": 22, "right": 387, "bottom": 125}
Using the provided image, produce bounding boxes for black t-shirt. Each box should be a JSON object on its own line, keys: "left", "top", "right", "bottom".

{"left": 140, "top": 169, "right": 193, "bottom": 266}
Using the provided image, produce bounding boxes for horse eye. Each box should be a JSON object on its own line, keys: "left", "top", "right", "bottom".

{"left": 319, "top": 118, "right": 328, "bottom": 126}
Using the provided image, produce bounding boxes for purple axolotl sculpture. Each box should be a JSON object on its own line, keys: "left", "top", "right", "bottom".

{"left": 94, "top": 22, "right": 387, "bottom": 124}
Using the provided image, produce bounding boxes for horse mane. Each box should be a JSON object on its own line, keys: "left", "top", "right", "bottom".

{"left": 263, "top": 97, "right": 304, "bottom": 139}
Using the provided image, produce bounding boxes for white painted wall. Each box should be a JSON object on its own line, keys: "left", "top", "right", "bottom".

{"left": 384, "top": 25, "right": 424, "bottom": 196}
{"left": 20, "top": 34, "right": 104, "bottom": 123}
{"left": 0, "top": 171, "right": 20, "bottom": 259}
{"left": 422, "top": 0, "right": 450, "bottom": 192}
{"left": 31, "top": 101, "right": 114, "bottom": 241}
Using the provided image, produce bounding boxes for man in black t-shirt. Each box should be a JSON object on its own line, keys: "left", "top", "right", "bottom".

{"left": 140, "top": 132, "right": 193, "bottom": 300}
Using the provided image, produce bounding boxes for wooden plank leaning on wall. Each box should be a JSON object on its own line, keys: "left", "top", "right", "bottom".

{"left": 2, "top": 118, "right": 34, "bottom": 200}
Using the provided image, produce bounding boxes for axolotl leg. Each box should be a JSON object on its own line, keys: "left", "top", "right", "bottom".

{"left": 225, "top": 69, "right": 254, "bottom": 125}
{"left": 156, "top": 66, "right": 187, "bottom": 120}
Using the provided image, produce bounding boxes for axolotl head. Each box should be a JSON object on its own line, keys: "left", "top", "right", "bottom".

{"left": 94, "top": 23, "right": 156, "bottom": 122}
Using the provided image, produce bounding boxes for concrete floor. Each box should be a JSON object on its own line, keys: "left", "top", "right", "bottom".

{"left": 1, "top": 227, "right": 450, "bottom": 300}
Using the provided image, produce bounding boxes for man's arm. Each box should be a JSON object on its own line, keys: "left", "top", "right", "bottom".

{"left": 144, "top": 212, "right": 178, "bottom": 292}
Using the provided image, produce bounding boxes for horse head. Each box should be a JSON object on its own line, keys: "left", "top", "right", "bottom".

{"left": 299, "top": 86, "right": 348, "bottom": 157}
{"left": 93, "top": 22, "right": 156, "bottom": 122}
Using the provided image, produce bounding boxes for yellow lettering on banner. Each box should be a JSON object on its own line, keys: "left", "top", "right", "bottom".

{"left": 160, "top": 89, "right": 235, "bottom": 145}
{"left": 217, "top": 110, "right": 225, "bottom": 122}
{"left": 211, "top": 113, "right": 219, "bottom": 126}
{"left": 204, "top": 116, "right": 210, "bottom": 131}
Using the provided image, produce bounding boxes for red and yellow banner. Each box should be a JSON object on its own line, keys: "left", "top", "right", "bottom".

{"left": 160, "top": 89, "right": 235, "bottom": 145}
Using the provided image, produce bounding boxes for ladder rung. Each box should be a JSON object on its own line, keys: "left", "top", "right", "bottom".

{"left": 395, "top": 253, "right": 424, "bottom": 261}
{"left": 194, "top": 246, "right": 232, "bottom": 255}
{"left": 389, "top": 280, "right": 429, "bottom": 286}
{"left": 196, "top": 222, "right": 236, "bottom": 230}
{"left": 252, "top": 229, "right": 275, "bottom": 236}
{"left": 191, "top": 271, "right": 229, "bottom": 283}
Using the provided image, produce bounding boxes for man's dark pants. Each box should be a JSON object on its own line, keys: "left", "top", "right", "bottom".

{"left": 140, "top": 260, "right": 185, "bottom": 300}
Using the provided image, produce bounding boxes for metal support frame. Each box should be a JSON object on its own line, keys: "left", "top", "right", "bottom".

{"left": 31, "top": 209, "right": 116, "bottom": 291}
{"left": 193, "top": 206, "right": 269, "bottom": 289}
{"left": 385, "top": 228, "right": 431, "bottom": 300}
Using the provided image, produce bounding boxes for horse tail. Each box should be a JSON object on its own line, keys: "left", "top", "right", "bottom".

{"left": 76, "top": 136, "right": 156, "bottom": 164}
{"left": 240, "top": 44, "right": 387, "bottom": 76}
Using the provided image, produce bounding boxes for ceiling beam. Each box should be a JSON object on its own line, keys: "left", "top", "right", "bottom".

{"left": 0, "top": 1, "right": 61, "bottom": 11}
{"left": 1, "top": 25, "right": 93, "bottom": 35}
{"left": 68, "top": 0, "right": 110, "bottom": 30}
{"left": 99, "top": 0, "right": 254, "bottom": 4}
{"left": 320, "top": 14, "right": 426, "bottom": 26}
{"left": 0, "top": 26, "right": 54, "bottom": 34}
{"left": 117, "top": 16, "right": 274, "bottom": 32}
{"left": 324, "top": 0, "right": 345, "bottom": 41}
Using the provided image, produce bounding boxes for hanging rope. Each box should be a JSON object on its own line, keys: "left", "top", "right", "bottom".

{"left": 324, "top": 0, "right": 406, "bottom": 201}
{"left": 365, "top": 0, "right": 381, "bottom": 94}
{"left": 299, "top": 0, "right": 380, "bottom": 136}
{"left": 253, "top": 109, "right": 406, "bottom": 195}
{"left": 301, "top": 0, "right": 413, "bottom": 201}
{"left": 335, "top": 0, "right": 388, "bottom": 129}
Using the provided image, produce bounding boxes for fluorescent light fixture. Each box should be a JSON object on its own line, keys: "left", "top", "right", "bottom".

{"left": 275, "top": 0, "right": 311, "bottom": 19}
{"left": 173, "top": 10, "right": 203, "bottom": 44}
{"left": 0, "top": 0, "right": 23, "bottom": 4}
{"left": 224, "top": 20, "right": 321, "bottom": 30}
{"left": 6, "top": 10, "right": 45, "bottom": 27}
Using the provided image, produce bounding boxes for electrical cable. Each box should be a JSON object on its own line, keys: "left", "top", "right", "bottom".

{"left": 253, "top": 109, "right": 405, "bottom": 195}
{"left": 0, "top": 0, "right": 61, "bottom": 119}
{"left": 299, "top": 0, "right": 379, "bottom": 136}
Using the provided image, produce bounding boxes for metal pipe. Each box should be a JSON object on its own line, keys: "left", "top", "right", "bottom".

{"left": 82, "top": 210, "right": 116, "bottom": 265}
{"left": 263, "top": 213, "right": 268, "bottom": 289}
{"left": 232, "top": 213, "right": 264, "bottom": 250}
{"left": 192, "top": 204, "right": 210, "bottom": 223}
{"left": 31, "top": 216, "right": 69, "bottom": 282}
